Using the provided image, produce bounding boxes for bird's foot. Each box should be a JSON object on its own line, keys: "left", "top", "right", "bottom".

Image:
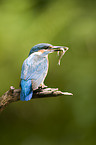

{"left": 38, "top": 84, "right": 48, "bottom": 89}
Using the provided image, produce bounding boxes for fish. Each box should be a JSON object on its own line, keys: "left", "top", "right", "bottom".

{"left": 57, "top": 47, "right": 69, "bottom": 65}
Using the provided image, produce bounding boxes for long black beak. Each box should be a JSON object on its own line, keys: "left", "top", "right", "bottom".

{"left": 51, "top": 46, "right": 69, "bottom": 52}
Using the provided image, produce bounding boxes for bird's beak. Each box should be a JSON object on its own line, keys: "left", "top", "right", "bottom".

{"left": 50, "top": 46, "right": 69, "bottom": 52}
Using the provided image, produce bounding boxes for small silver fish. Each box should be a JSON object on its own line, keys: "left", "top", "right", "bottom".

{"left": 57, "top": 47, "right": 69, "bottom": 65}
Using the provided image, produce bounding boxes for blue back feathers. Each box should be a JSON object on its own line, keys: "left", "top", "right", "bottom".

{"left": 20, "top": 80, "right": 33, "bottom": 101}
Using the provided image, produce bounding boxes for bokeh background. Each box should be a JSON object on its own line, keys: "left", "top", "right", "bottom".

{"left": 0, "top": 0, "right": 96, "bottom": 144}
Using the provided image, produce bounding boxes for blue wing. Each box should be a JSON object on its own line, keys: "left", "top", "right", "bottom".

{"left": 21, "top": 53, "right": 48, "bottom": 90}
{"left": 20, "top": 79, "right": 33, "bottom": 101}
{"left": 20, "top": 53, "right": 48, "bottom": 101}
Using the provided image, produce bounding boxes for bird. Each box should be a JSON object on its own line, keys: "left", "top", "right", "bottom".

{"left": 20, "top": 43, "right": 68, "bottom": 101}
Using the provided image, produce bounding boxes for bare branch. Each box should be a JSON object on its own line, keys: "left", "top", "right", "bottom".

{"left": 0, "top": 86, "right": 73, "bottom": 112}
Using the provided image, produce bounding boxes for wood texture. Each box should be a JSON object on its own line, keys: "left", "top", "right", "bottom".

{"left": 0, "top": 86, "right": 73, "bottom": 112}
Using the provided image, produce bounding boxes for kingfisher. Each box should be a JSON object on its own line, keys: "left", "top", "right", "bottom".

{"left": 20, "top": 43, "right": 68, "bottom": 101}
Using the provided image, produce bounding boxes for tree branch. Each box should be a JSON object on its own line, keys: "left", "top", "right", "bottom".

{"left": 0, "top": 86, "right": 73, "bottom": 112}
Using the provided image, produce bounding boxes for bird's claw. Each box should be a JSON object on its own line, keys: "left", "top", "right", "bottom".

{"left": 38, "top": 84, "right": 48, "bottom": 89}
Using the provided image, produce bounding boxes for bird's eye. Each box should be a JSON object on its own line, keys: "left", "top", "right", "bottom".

{"left": 43, "top": 46, "right": 48, "bottom": 49}
{"left": 44, "top": 46, "right": 51, "bottom": 49}
{"left": 46, "top": 46, "right": 49, "bottom": 49}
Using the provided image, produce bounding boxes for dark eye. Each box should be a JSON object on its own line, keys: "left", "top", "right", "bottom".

{"left": 45, "top": 46, "right": 49, "bottom": 49}
{"left": 44, "top": 46, "right": 52, "bottom": 49}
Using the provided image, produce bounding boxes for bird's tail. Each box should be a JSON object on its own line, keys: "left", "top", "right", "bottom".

{"left": 20, "top": 80, "right": 33, "bottom": 101}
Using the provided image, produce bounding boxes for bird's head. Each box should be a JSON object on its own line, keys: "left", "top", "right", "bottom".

{"left": 29, "top": 43, "right": 68, "bottom": 56}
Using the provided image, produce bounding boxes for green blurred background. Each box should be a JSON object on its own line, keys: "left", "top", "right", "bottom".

{"left": 0, "top": 0, "right": 96, "bottom": 144}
